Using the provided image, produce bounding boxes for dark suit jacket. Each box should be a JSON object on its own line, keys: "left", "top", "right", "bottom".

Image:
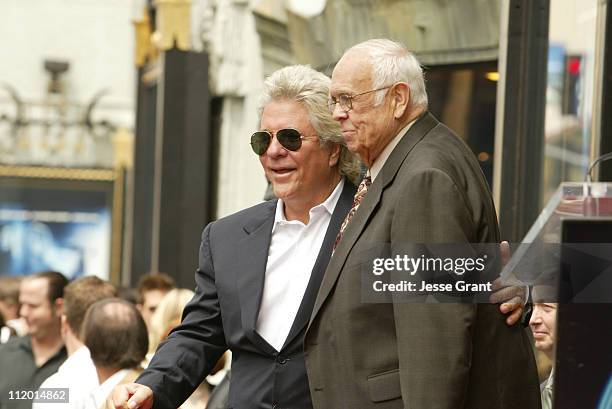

{"left": 136, "top": 181, "right": 356, "bottom": 409}
{"left": 304, "top": 113, "right": 541, "bottom": 409}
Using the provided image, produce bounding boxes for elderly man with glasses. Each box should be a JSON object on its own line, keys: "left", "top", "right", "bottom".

{"left": 303, "top": 39, "right": 541, "bottom": 409}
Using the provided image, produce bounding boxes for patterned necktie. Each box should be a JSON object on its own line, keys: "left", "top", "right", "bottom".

{"left": 333, "top": 174, "right": 372, "bottom": 251}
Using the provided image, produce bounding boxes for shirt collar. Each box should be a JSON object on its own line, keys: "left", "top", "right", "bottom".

{"left": 370, "top": 118, "right": 417, "bottom": 181}
{"left": 546, "top": 367, "right": 555, "bottom": 387}
{"left": 17, "top": 334, "right": 33, "bottom": 352}
{"left": 103, "top": 368, "right": 129, "bottom": 387}
{"left": 17, "top": 334, "right": 67, "bottom": 365}
{"left": 57, "top": 345, "right": 90, "bottom": 371}
{"left": 274, "top": 178, "right": 345, "bottom": 227}
{"left": 72, "top": 345, "right": 91, "bottom": 359}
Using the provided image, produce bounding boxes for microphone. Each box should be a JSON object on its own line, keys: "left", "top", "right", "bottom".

{"left": 585, "top": 152, "right": 612, "bottom": 182}
{"left": 583, "top": 152, "right": 612, "bottom": 216}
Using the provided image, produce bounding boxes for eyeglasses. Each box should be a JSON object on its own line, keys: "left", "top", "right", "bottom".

{"left": 250, "top": 128, "right": 317, "bottom": 155}
{"left": 328, "top": 85, "right": 393, "bottom": 113}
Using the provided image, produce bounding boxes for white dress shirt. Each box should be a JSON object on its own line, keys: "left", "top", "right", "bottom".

{"left": 255, "top": 178, "right": 345, "bottom": 351}
{"left": 33, "top": 346, "right": 99, "bottom": 409}
{"left": 540, "top": 367, "right": 554, "bottom": 409}
{"left": 370, "top": 119, "right": 417, "bottom": 181}
{"left": 83, "top": 369, "right": 129, "bottom": 409}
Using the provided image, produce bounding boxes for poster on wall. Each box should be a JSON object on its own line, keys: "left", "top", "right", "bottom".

{"left": 0, "top": 166, "right": 123, "bottom": 281}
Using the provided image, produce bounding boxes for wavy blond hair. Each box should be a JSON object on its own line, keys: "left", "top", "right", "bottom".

{"left": 148, "top": 288, "right": 195, "bottom": 354}
{"left": 259, "top": 65, "right": 363, "bottom": 184}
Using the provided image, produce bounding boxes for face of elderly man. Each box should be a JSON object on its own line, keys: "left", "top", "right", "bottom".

{"left": 330, "top": 48, "right": 407, "bottom": 166}
{"left": 259, "top": 99, "right": 341, "bottom": 222}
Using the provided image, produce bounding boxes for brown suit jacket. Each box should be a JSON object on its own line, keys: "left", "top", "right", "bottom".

{"left": 304, "top": 113, "right": 541, "bottom": 409}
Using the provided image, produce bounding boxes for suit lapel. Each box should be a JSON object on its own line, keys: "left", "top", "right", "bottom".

{"left": 281, "top": 181, "right": 357, "bottom": 349}
{"left": 378, "top": 112, "right": 438, "bottom": 190}
{"left": 236, "top": 200, "right": 277, "bottom": 355}
{"left": 308, "top": 112, "right": 439, "bottom": 328}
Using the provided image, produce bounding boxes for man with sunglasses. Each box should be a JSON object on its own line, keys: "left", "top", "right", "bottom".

{"left": 107, "top": 65, "right": 361, "bottom": 409}
{"left": 303, "top": 39, "right": 541, "bottom": 409}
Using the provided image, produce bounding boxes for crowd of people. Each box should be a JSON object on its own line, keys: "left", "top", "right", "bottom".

{"left": 0, "top": 272, "right": 228, "bottom": 409}
{"left": 1, "top": 38, "right": 557, "bottom": 409}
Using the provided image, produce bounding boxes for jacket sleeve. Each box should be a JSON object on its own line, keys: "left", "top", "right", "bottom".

{"left": 390, "top": 169, "right": 477, "bottom": 409}
{"left": 136, "top": 222, "right": 228, "bottom": 409}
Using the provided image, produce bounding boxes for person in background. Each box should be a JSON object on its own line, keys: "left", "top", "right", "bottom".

{"left": 529, "top": 286, "right": 558, "bottom": 409}
{"left": 0, "top": 276, "right": 21, "bottom": 323}
{"left": 136, "top": 273, "right": 176, "bottom": 329}
{"left": 147, "top": 289, "right": 196, "bottom": 358}
{"left": 0, "top": 276, "right": 27, "bottom": 342}
{"left": 82, "top": 298, "right": 148, "bottom": 409}
{"left": 0, "top": 271, "right": 68, "bottom": 409}
{"left": 33, "top": 276, "right": 117, "bottom": 409}
{"left": 117, "top": 286, "right": 139, "bottom": 305}
{"left": 0, "top": 313, "right": 10, "bottom": 341}
{"left": 146, "top": 288, "right": 228, "bottom": 409}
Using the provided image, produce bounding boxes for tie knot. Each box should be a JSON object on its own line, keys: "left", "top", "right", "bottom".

{"left": 356, "top": 178, "right": 370, "bottom": 196}
{"left": 360, "top": 175, "right": 372, "bottom": 189}
{"left": 333, "top": 174, "right": 371, "bottom": 251}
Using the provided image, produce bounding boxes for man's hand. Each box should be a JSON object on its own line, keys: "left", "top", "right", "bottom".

{"left": 106, "top": 383, "right": 153, "bottom": 409}
{"left": 491, "top": 279, "right": 525, "bottom": 325}
{"left": 490, "top": 241, "right": 525, "bottom": 326}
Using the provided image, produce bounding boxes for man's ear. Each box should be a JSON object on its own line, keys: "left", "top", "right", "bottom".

{"left": 60, "top": 314, "right": 69, "bottom": 335}
{"left": 328, "top": 144, "right": 341, "bottom": 168}
{"left": 54, "top": 297, "right": 63, "bottom": 316}
{"left": 391, "top": 82, "right": 410, "bottom": 119}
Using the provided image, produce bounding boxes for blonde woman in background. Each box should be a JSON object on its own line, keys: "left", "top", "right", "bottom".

{"left": 147, "top": 288, "right": 195, "bottom": 359}
{"left": 0, "top": 276, "right": 27, "bottom": 342}
{"left": 147, "top": 288, "right": 230, "bottom": 409}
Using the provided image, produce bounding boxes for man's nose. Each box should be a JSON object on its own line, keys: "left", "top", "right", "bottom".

{"left": 331, "top": 103, "right": 348, "bottom": 121}
{"left": 265, "top": 135, "right": 288, "bottom": 157}
{"left": 529, "top": 312, "right": 542, "bottom": 326}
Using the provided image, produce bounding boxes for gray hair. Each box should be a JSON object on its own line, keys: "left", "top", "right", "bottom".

{"left": 258, "top": 65, "right": 362, "bottom": 184}
{"left": 348, "top": 39, "right": 428, "bottom": 109}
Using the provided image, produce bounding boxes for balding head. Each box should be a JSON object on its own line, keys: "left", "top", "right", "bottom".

{"left": 343, "top": 39, "right": 427, "bottom": 109}
{"left": 82, "top": 298, "right": 148, "bottom": 370}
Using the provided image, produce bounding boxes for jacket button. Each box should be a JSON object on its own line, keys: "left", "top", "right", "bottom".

{"left": 278, "top": 358, "right": 288, "bottom": 364}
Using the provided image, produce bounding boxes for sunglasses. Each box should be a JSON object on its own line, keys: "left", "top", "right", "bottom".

{"left": 250, "top": 128, "right": 316, "bottom": 155}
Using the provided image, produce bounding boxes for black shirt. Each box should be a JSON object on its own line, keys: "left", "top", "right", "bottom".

{"left": 0, "top": 335, "right": 66, "bottom": 409}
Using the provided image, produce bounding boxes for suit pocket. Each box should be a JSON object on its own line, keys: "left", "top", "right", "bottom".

{"left": 367, "top": 368, "right": 402, "bottom": 403}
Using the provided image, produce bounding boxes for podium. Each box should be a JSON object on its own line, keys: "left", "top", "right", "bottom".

{"left": 502, "top": 182, "right": 612, "bottom": 303}
{"left": 508, "top": 183, "right": 612, "bottom": 409}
